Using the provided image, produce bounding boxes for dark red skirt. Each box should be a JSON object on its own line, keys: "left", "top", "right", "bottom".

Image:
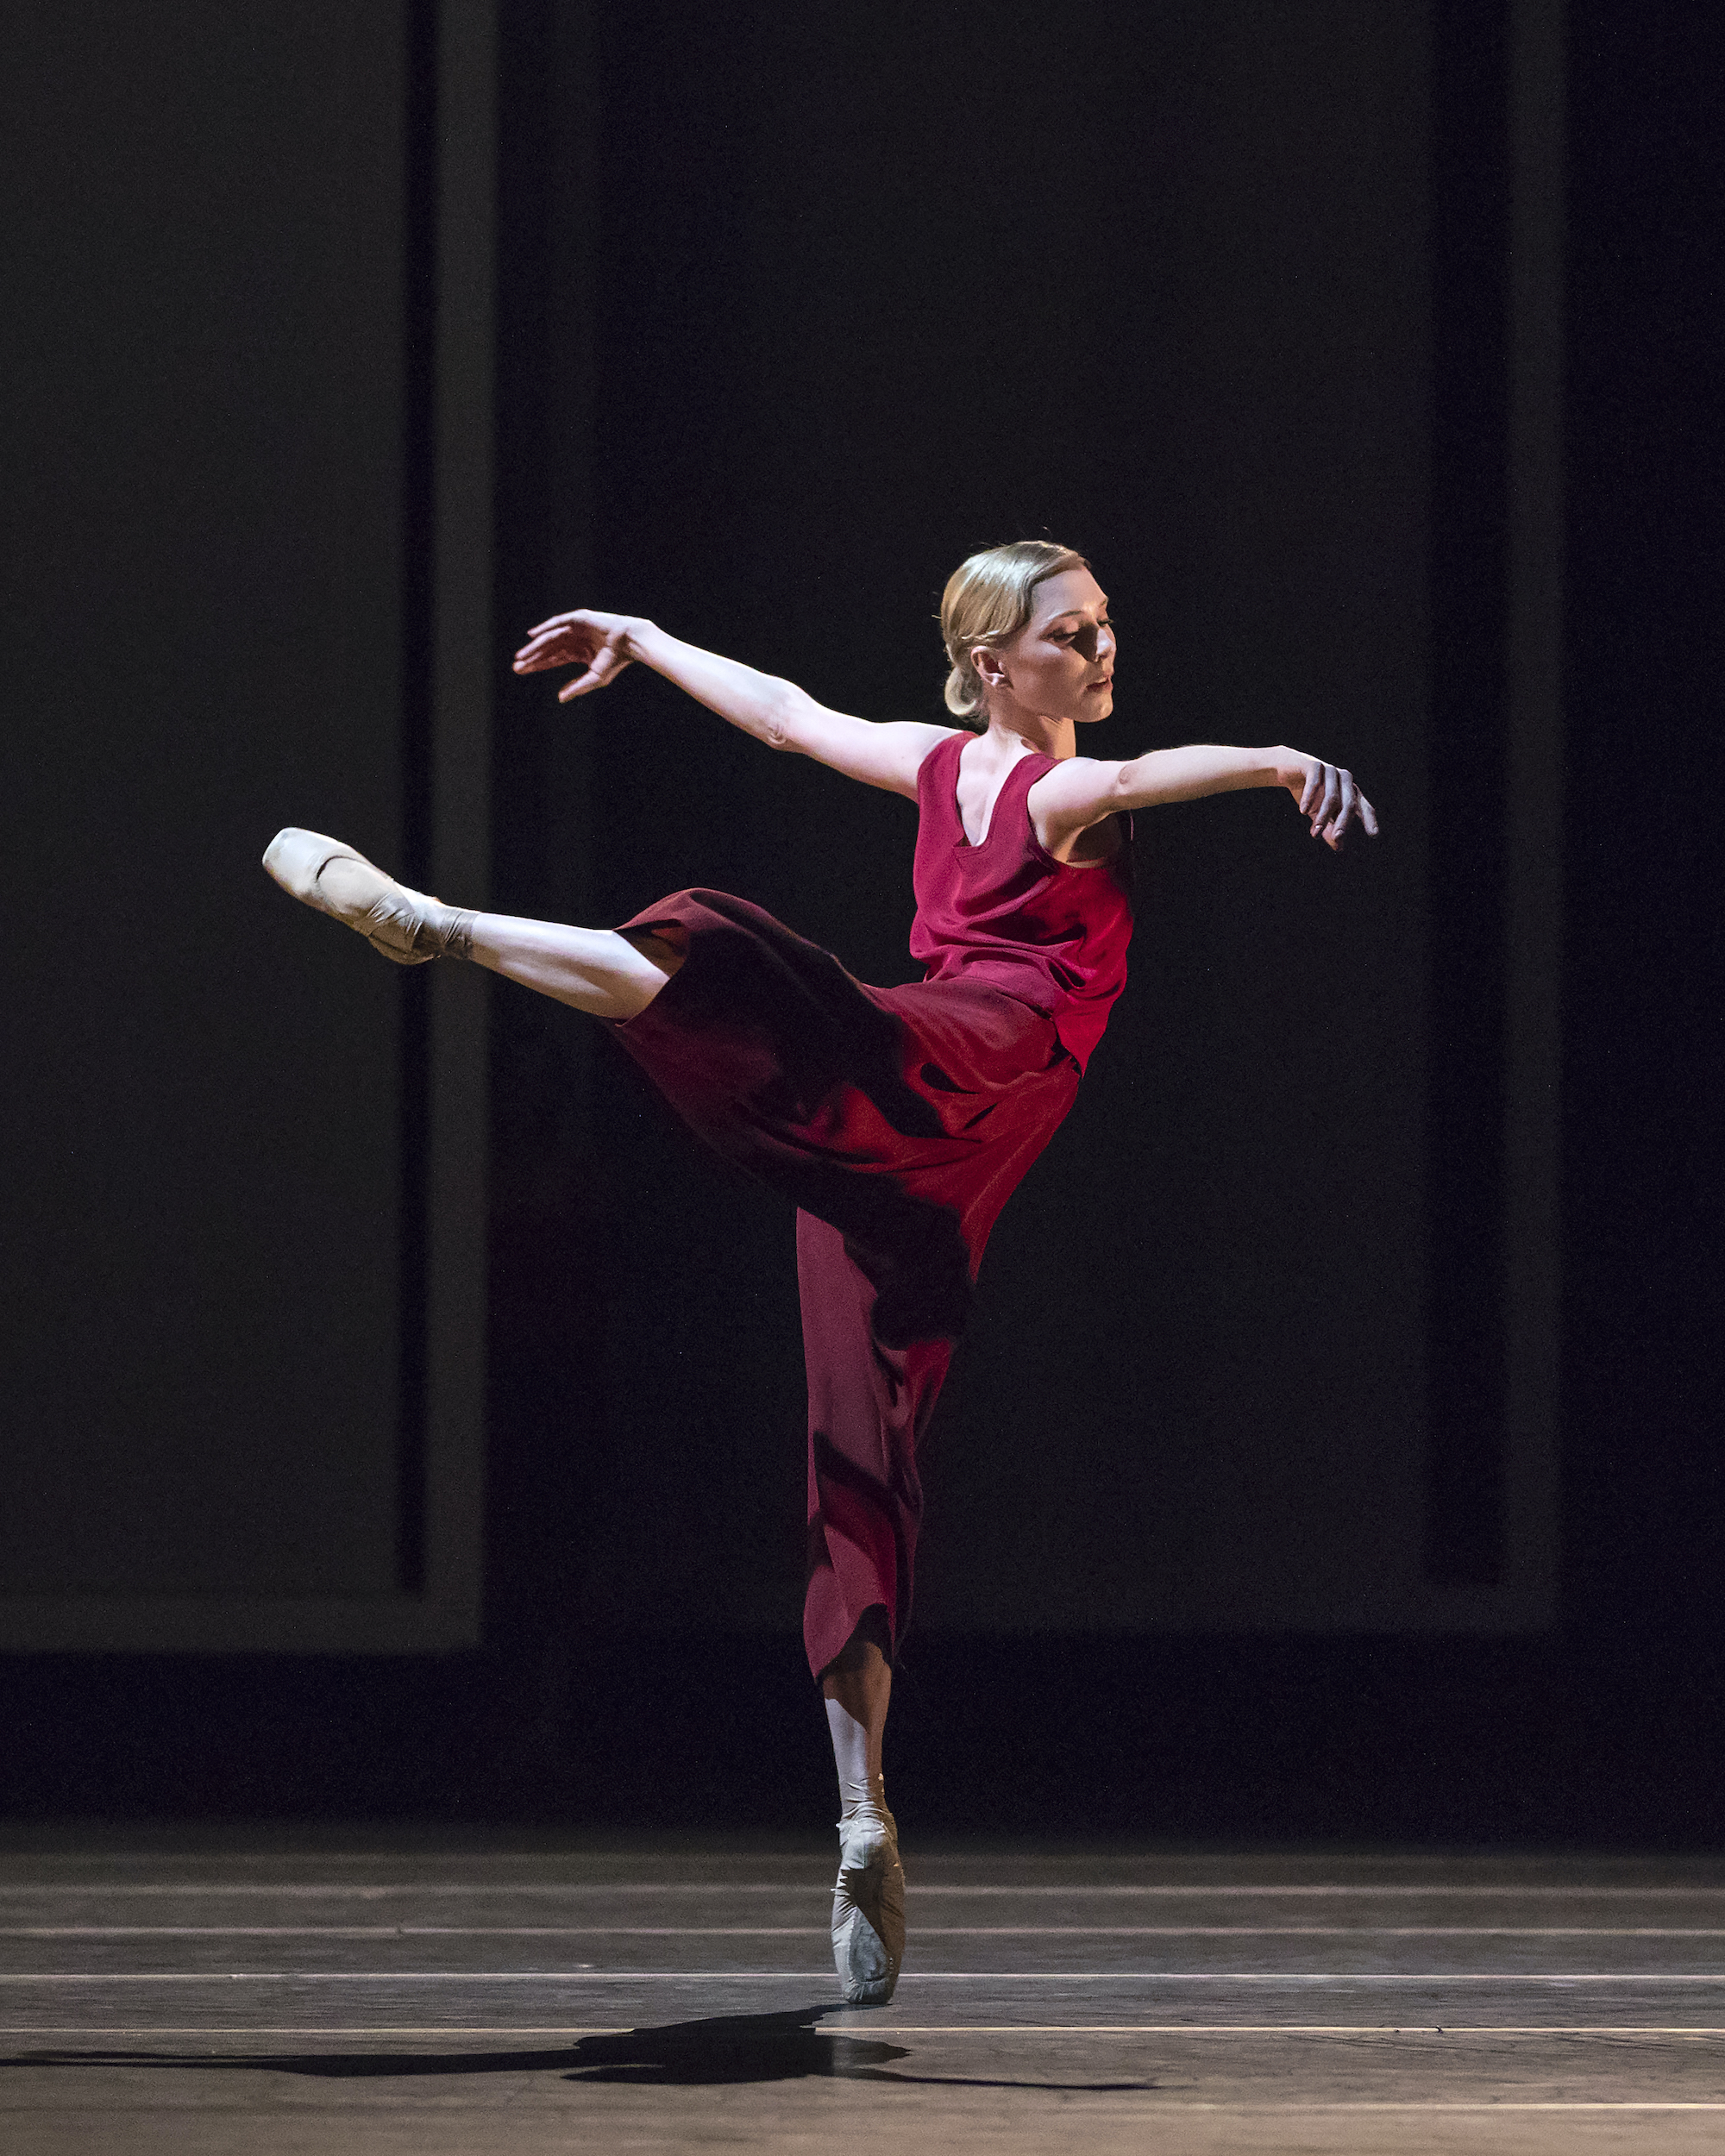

{"left": 609, "top": 890, "right": 1081, "bottom": 1677}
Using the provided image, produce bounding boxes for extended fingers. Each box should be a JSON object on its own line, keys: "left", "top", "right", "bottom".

{"left": 556, "top": 646, "right": 627, "bottom": 699}
{"left": 513, "top": 630, "right": 584, "bottom": 668}
{"left": 524, "top": 609, "right": 592, "bottom": 641}
{"left": 513, "top": 611, "right": 598, "bottom": 668}
{"left": 1328, "top": 768, "right": 1358, "bottom": 847}
{"left": 514, "top": 626, "right": 609, "bottom": 679}
{"left": 1319, "top": 772, "right": 1380, "bottom": 851}
{"left": 1294, "top": 759, "right": 1380, "bottom": 850}
{"left": 1310, "top": 763, "right": 1340, "bottom": 837}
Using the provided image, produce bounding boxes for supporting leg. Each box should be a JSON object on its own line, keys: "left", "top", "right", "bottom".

{"left": 799, "top": 1209, "right": 950, "bottom": 1679}
{"left": 822, "top": 1609, "right": 906, "bottom": 2007}
{"left": 821, "top": 1608, "right": 893, "bottom": 1798}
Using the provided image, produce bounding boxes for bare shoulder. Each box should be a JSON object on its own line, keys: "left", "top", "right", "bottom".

{"left": 900, "top": 720, "right": 963, "bottom": 769}
{"left": 787, "top": 702, "right": 959, "bottom": 798}
{"left": 1026, "top": 754, "right": 1128, "bottom": 856}
{"left": 856, "top": 718, "right": 962, "bottom": 798}
{"left": 875, "top": 719, "right": 963, "bottom": 800}
{"left": 1026, "top": 753, "right": 1123, "bottom": 819}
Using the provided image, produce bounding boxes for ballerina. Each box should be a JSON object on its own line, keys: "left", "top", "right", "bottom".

{"left": 263, "top": 538, "right": 1377, "bottom": 2005}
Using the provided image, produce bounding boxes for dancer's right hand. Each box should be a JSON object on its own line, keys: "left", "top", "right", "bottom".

{"left": 513, "top": 609, "right": 643, "bottom": 700}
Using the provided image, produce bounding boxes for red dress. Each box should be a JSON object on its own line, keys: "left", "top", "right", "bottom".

{"left": 610, "top": 731, "right": 1133, "bottom": 1676}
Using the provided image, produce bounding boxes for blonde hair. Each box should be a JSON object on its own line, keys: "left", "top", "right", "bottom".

{"left": 938, "top": 540, "right": 1091, "bottom": 728}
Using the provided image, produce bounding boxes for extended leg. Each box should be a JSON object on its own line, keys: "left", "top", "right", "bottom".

{"left": 467, "top": 914, "right": 681, "bottom": 1020}
{"left": 263, "top": 827, "right": 681, "bottom": 1019}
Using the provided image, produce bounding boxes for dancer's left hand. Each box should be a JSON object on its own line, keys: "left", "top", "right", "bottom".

{"left": 1279, "top": 753, "right": 1379, "bottom": 851}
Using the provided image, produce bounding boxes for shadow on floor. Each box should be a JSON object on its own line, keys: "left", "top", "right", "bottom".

{"left": 8, "top": 2005, "right": 1154, "bottom": 2091}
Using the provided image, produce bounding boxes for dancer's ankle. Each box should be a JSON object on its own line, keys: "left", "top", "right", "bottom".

{"left": 437, "top": 906, "right": 476, "bottom": 961}
{"left": 840, "top": 1772, "right": 890, "bottom": 1831}
{"left": 390, "top": 889, "right": 474, "bottom": 961}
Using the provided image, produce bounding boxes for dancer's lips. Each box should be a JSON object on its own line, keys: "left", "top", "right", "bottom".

{"left": 1085, "top": 675, "right": 1113, "bottom": 693}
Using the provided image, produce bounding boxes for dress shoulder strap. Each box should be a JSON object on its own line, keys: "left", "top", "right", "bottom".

{"left": 997, "top": 748, "right": 1055, "bottom": 842}
{"left": 915, "top": 728, "right": 965, "bottom": 811}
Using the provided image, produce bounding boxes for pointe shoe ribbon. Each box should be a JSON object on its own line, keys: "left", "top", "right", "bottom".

{"left": 263, "top": 829, "right": 472, "bottom": 965}
{"left": 831, "top": 1807, "right": 906, "bottom": 2006}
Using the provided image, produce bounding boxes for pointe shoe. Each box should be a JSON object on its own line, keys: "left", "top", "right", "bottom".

{"left": 831, "top": 1807, "right": 906, "bottom": 2006}
{"left": 262, "top": 829, "right": 471, "bottom": 964}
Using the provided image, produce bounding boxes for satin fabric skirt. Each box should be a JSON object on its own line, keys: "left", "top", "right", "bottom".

{"left": 609, "top": 890, "right": 1080, "bottom": 1677}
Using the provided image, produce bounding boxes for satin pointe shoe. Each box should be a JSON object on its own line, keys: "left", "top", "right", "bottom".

{"left": 262, "top": 829, "right": 471, "bottom": 964}
{"left": 831, "top": 1806, "right": 906, "bottom": 2006}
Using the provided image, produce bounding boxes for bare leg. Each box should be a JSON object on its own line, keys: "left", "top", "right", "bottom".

{"left": 821, "top": 1625, "right": 892, "bottom": 1783}
{"left": 261, "top": 828, "right": 684, "bottom": 1023}
{"left": 466, "top": 914, "right": 683, "bottom": 1022}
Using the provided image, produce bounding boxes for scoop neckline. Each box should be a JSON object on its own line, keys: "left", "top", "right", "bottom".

{"left": 951, "top": 734, "right": 1045, "bottom": 850}
{"left": 947, "top": 734, "right": 1121, "bottom": 871}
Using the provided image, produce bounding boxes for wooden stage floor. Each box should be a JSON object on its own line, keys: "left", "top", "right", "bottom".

{"left": 3, "top": 1833, "right": 1723, "bottom": 2152}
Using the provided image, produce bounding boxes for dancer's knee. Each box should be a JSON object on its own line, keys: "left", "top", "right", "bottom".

{"left": 822, "top": 1604, "right": 893, "bottom": 1683}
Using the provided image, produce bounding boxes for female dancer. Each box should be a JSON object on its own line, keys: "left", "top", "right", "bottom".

{"left": 264, "top": 539, "right": 1376, "bottom": 2005}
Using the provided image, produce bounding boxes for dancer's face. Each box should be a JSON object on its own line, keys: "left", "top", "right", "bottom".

{"left": 975, "top": 569, "right": 1116, "bottom": 727}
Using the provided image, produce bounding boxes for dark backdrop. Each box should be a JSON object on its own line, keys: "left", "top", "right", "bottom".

{"left": 3, "top": 0, "right": 1720, "bottom": 1840}
{"left": 570, "top": 0, "right": 1440, "bottom": 1639}
{"left": 1, "top": 3, "right": 412, "bottom": 1602}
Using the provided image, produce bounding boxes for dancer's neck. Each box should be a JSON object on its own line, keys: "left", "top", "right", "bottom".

{"left": 979, "top": 706, "right": 1076, "bottom": 762}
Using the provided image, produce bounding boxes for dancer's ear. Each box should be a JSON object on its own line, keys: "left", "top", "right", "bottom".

{"left": 971, "top": 644, "right": 1011, "bottom": 694}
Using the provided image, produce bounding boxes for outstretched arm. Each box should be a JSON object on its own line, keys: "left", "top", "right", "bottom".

{"left": 512, "top": 610, "right": 954, "bottom": 800}
{"left": 1030, "top": 743, "right": 1379, "bottom": 854}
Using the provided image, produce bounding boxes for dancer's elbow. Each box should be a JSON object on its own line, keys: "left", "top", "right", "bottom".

{"left": 768, "top": 682, "right": 828, "bottom": 754}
